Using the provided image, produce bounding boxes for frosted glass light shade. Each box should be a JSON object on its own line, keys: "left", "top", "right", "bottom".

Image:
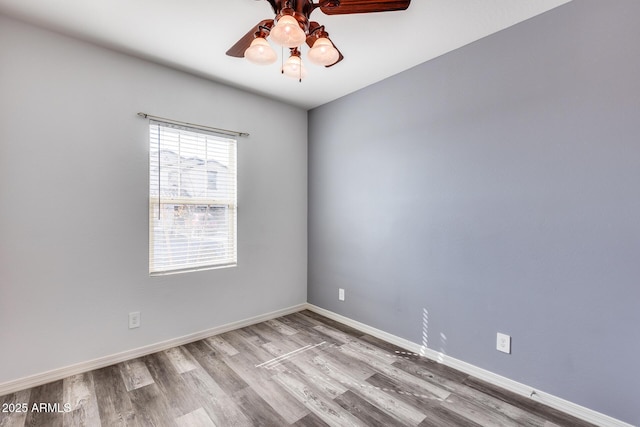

{"left": 270, "top": 15, "right": 306, "bottom": 48}
{"left": 244, "top": 38, "right": 277, "bottom": 65}
{"left": 282, "top": 55, "right": 308, "bottom": 80}
{"left": 308, "top": 37, "right": 339, "bottom": 66}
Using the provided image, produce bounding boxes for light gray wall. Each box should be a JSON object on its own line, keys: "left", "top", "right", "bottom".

{"left": 308, "top": 1, "right": 639, "bottom": 424}
{"left": 0, "top": 15, "right": 307, "bottom": 384}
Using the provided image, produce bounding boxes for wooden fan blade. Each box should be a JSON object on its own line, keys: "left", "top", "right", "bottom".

{"left": 321, "top": 0, "right": 410, "bottom": 15}
{"left": 226, "top": 19, "right": 274, "bottom": 58}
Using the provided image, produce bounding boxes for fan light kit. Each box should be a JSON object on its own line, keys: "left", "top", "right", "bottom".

{"left": 226, "top": 0, "right": 411, "bottom": 81}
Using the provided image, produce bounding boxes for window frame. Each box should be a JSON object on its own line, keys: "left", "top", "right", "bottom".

{"left": 148, "top": 120, "right": 238, "bottom": 276}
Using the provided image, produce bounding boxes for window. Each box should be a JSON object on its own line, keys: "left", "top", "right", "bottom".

{"left": 149, "top": 120, "right": 237, "bottom": 275}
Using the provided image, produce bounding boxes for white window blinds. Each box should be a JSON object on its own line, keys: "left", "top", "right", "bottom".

{"left": 149, "top": 120, "right": 237, "bottom": 275}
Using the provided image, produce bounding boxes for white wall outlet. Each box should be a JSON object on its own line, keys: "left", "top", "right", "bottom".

{"left": 497, "top": 332, "right": 511, "bottom": 354}
{"left": 338, "top": 288, "right": 345, "bottom": 301}
{"left": 129, "top": 311, "right": 141, "bottom": 329}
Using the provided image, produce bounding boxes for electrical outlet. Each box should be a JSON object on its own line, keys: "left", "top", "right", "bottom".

{"left": 497, "top": 332, "right": 511, "bottom": 354}
{"left": 129, "top": 311, "right": 141, "bottom": 329}
{"left": 338, "top": 288, "right": 345, "bottom": 301}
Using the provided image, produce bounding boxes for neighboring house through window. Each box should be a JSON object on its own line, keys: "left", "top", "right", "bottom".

{"left": 148, "top": 120, "right": 237, "bottom": 275}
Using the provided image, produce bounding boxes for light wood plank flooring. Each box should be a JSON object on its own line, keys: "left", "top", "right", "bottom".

{"left": 0, "top": 310, "right": 596, "bottom": 426}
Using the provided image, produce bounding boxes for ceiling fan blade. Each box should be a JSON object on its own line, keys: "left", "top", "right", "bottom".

{"left": 226, "top": 19, "right": 274, "bottom": 58}
{"left": 321, "top": 0, "right": 410, "bottom": 15}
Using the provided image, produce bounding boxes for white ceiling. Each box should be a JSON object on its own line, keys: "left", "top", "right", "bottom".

{"left": 0, "top": 0, "right": 570, "bottom": 110}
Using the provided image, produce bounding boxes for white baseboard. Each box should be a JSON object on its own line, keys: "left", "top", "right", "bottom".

{"left": 0, "top": 303, "right": 307, "bottom": 397}
{"left": 304, "top": 303, "right": 633, "bottom": 427}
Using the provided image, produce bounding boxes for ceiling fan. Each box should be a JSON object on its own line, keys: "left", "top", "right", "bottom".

{"left": 226, "top": 0, "right": 411, "bottom": 80}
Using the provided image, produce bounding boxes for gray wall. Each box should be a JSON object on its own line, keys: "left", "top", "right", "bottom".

{"left": 0, "top": 15, "right": 307, "bottom": 384}
{"left": 308, "top": 1, "right": 639, "bottom": 424}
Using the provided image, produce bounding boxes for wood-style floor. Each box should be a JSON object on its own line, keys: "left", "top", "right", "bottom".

{"left": 0, "top": 310, "right": 596, "bottom": 427}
